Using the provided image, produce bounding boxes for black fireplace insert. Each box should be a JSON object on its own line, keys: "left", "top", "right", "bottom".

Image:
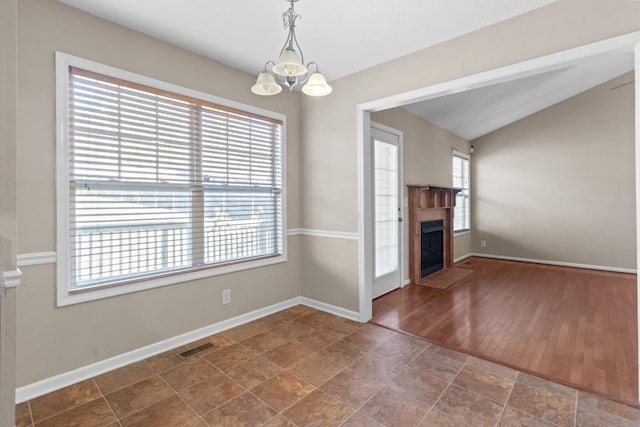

{"left": 421, "top": 219, "right": 444, "bottom": 278}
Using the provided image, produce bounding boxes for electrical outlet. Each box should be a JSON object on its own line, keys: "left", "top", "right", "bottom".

{"left": 480, "top": 239, "right": 487, "bottom": 248}
{"left": 222, "top": 289, "right": 231, "bottom": 305}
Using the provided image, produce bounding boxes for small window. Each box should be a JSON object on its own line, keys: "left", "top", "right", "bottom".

{"left": 452, "top": 151, "right": 470, "bottom": 232}
{"left": 56, "top": 53, "right": 286, "bottom": 305}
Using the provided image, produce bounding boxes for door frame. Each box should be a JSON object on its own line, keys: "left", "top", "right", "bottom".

{"left": 370, "top": 121, "right": 404, "bottom": 299}
{"left": 357, "top": 34, "right": 640, "bottom": 407}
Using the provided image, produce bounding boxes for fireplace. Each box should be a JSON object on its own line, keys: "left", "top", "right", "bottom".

{"left": 407, "top": 185, "right": 461, "bottom": 285}
{"left": 421, "top": 220, "right": 444, "bottom": 277}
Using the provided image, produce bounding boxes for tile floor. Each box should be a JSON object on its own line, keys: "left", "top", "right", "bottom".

{"left": 15, "top": 305, "right": 640, "bottom": 427}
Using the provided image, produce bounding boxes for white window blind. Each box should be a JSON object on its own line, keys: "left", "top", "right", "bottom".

{"left": 453, "top": 151, "right": 470, "bottom": 232}
{"left": 67, "top": 67, "right": 283, "bottom": 292}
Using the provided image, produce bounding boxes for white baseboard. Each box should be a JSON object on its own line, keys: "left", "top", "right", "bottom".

{"left": 15, "top": 296, "right": 359, "bottom": 403}
{"left": 454, "top": 253, "right": 474, "bottom": 264}
{"left": 300, "top": 297, "right": 360, "bottom": 321}
{"left": 467, "top": 253, "right": 637, "bottom": 274}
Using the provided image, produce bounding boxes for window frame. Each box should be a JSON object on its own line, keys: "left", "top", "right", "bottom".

{"left": 452, "top": 150, "right": 470, "bottom": 234}
{"left": 55, "top": 52, "right": 287, "bottom": 306}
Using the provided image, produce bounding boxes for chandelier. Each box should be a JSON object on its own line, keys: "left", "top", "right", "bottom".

{"left": 251, "top": 0, "right": 332, "bottom": 97}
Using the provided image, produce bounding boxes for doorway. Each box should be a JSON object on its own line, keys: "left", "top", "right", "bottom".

{"left": 371, "top": 123, "right": 403, "bottom": 298}
{"left": 357, "top": 32, "right": 640, "bottom": 404}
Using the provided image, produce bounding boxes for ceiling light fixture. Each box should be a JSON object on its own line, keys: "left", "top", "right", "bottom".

{"left": 251, "top": 0, "right": 332, "bottom": 97}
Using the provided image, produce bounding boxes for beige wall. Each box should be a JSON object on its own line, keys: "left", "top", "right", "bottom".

{"left": 16, "top": 0, "right": 302, "bottom": 386}
{"left": 471, "top": 72, "right": 636, "bottom": 268}
{"left": 300, "top": 0, "right": 640, "bottom": 311}
{"left": 0, "top": 0, "right": 18, "bottom": 424}
{"left": 371, "top": 108, "right": 472, "bottom": 281}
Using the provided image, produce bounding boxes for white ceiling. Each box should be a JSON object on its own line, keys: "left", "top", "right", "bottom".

{"left": 57, "top": 0, "right": 633, "bottom": 141}
{"left": 57, "top": 0, "right": 557, "bottom": 81}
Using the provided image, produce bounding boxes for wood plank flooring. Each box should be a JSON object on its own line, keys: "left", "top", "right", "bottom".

{"left": 370, "top": 256, "right": 639, "bottom": 406}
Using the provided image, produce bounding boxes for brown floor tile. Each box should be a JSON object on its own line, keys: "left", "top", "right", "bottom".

{"left": 158, "top": 357, "right": 220, "bottom": 392}
{"left": 202, "top": 392, "right": 278, "bottom": 426}
{"left": 281, "top": 305, "right": 318, "bottom": 318}
{"left": 453, "top": 363, "right": 516, "bottom": 404}
{"left": 349, "top": 352, "right": 405, "bottom": 384}
{"left": 292, "top": 330, "right": 339, "bottom": 352}
{"left": 251, "top": 371, "right": 316, "bottom": 412}
{"left": 318, "top": 341, "right": 368, "bottom": 367}
{"left": 578, "top": 390, "right": 640, "bottom": 422}
{"left": 517, "top": 372, "right": 576, "bottom": 399}
{"left": 184, "top": 333, "right": 236, "bottom": 355}
{"left": 262, "top": 415, "right": 297, "bottom": 427}
{"left": 576, "top": 403, "right": 640, "bottom": 427}
{"left": 120, "top": 394, "right": 198, "bottom": 427}
{"left": 105, "top": 374, "right": 174, "bottom": 418}
{"left": 30, "top": 378, "right": 103, "bottom": 423}
{"left": 287, "top": 352, "right": 344, "bottom": 386}
{"left": 223, "top": 321, "right": 269, "bottom": 341}
{"left": 465, "top": 356, "right": 519, "bottom": 380}
{"left": 342, "top": 412, "right": 384, "bottom": 426}
{"left": 432, "top": 384, "right": 504, "bottom": 427}
{"left": 410, "top": 345, "right": 467, "bottom": 382}
{"left": 294, "top": 311, "right": 339, "bottom": 328}
{"left": 420, "top": 408, "right": 474, "bottom": 426}
{"left": 182, "top": 418, "right": 208, "bottom": 427}
{"left": 179, "top": 372, "right": 244, "bottom": 415}
{"left": 372, "top": 333, "right": 429, "bottom": 364}
{"left": 224, "top": 356, "right": 283, "bottom": 389}
{"left": 320, "top": 368, "right": 385, "bottom": 408}
{"left": 315, "top": 317, "right": 365, "bottom": 339}
{"left": 202, "top": 343, "right": 258, "bottom": 370}
{"left": 283, "top": 389, "right": 354, "bottom": 426}
{"left": 145, "top": 347, "right": 189, "bottom": 373}
{"left": 95, "top": 361, "right": 155, "bottom": 395}
{"left": 497, "top": 405, "right": 561, "bottom": 427}
{"left": 15, "top": 402, "right": 32, "bottom": 427}
{"left": 239, "top": 331, "right": 288, "bottom": 354}
{"left": 262, "top": 341, "right": 311, "bottom": 368}
{"left": 507, "top": 380, "right": 576, "bottom": 427}
{"left": 340, "top": 326, "right": 397, "bottom": 351}
{"left": 268, "top": 320, "right": 314, "bottom": 340}
{"left": 360, "top": 386, "right": 430, "bottom": 427}
{"left": 388, "top": 366, "right": 449, "bottom": 406}
{"left": 35, "top": 397, "right": 116, "bottom": 427}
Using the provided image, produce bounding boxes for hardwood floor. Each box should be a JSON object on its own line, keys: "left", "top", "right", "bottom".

{"left": 370, "top": 256, "right": 639, "bottom": 406}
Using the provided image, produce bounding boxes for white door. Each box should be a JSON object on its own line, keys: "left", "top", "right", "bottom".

{"left": 371, "top": 123, "right": 402, "bottom": 298}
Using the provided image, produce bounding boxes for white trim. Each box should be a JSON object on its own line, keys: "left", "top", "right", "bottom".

{"left": 454, "top": 253, "right": 474, "bottom": 264}
{"left": 358, "top": 31, "right": 640, "bottom": 113}
{"left": 288, "top": 228, "right": 359, "bottom": 240}
{"left": 634, "top": 41, "right": 640, "bottom": 403}
{"left": 3, "top": 268, "right": 22, "bottom": 288}
{"left": 299, "top": 297, "right": 360, "bottom": 321}
{"left": 403, "top": 278, "right": 411, "bottom": 286}
{"left": 17, "top": 252, "right": 57, "bottom": 267}
{"left": 454, "top": 230, "right": 471, "bottom": 237}
{"left": 15, "top": 296, "right": 360, "bottom": 403}
{"left": 468, "top": 253, "right": 637, "bottom": 274}
{"left": 55, "top": 52, "right": 288, "bottom": 307}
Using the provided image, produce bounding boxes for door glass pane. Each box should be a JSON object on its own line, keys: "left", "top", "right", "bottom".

{"left": 374, "top": 139, "right": 398, "bottom": 277}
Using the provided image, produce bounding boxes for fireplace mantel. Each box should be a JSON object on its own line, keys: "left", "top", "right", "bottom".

{"left": 407, "top": 185, "right": 461, "bottom": 285}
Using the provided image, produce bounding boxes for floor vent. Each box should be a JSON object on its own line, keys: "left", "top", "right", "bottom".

{"left": 179, "top": 342, "right": 215, "bottom": 358}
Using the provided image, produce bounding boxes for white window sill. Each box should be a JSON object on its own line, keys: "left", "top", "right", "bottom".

{"left": 454, "top": 230, "right": 471, "bottom": 237}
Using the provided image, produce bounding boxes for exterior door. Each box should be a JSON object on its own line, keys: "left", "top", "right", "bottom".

{"left": 371, "top": 123, "right": 403, "bottom": 298}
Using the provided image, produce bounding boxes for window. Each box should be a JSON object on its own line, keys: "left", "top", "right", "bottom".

{"left": 56, "top": 53, "right": 285, "bottom": 305}
{"left": 452, "top": 151, "right": 470, "bottom": 232}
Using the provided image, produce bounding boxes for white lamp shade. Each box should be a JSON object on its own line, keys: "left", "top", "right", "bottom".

{"left": 273, "top": 48, "right": 308, "bottom": 77}
{"left": 302, "top": 72, "right": 333, "bottom": 96}
{"left": 251, "top": 72, "right": 282, "bottom": 96}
